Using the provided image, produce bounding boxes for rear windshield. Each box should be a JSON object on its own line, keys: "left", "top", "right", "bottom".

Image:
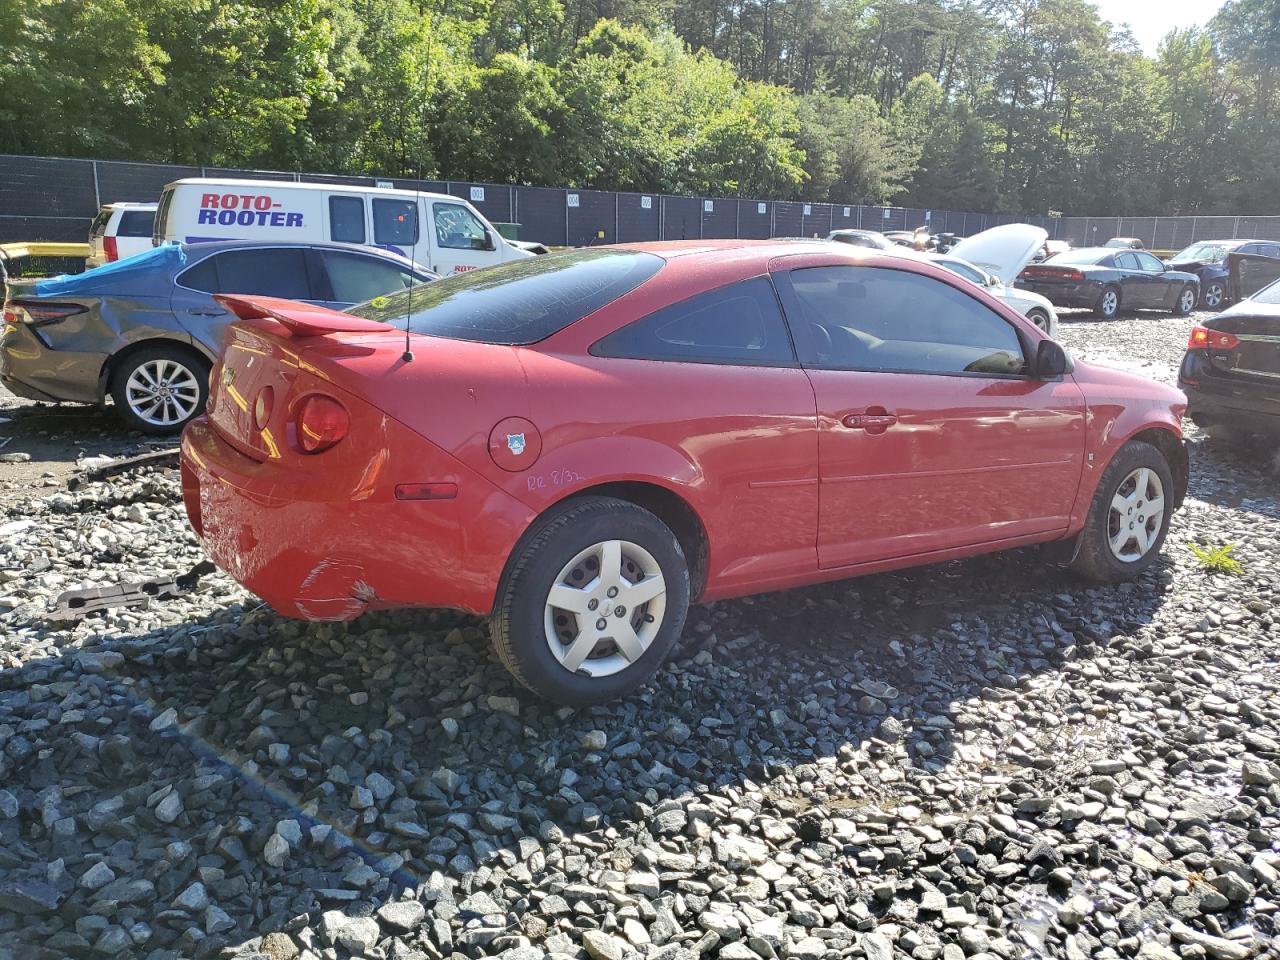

{"left": 1046, "top": 249, "right": 1109, "bottom": 266}
{"left": 349, "top": 249, "right": 664, "bottom": 344}
{"left": 117, "top": 210, "right": 155, "bottom": 236}
{"left": 1249, "top": 280, "right": 1280, "bottom": 304}
{"left": 90, "top": 209, "right": 112, "bottom": 236}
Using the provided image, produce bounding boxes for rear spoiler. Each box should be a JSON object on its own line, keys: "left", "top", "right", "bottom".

{"left": 214, "top": 294, "right": 396, "bottom": 337}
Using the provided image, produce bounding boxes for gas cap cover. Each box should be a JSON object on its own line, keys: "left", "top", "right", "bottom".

{"left": 488, "top": 417, "right": 542, "bottom": 472}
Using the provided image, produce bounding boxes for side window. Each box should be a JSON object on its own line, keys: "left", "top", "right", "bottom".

{"left": 1237, "top": 244, "right": 1259, "bottom": 255}
{"left": 320, "top": 251, "right": 416, "bottom": 304}
{"left": 776, "top": 265, "right": 1026, "bottom": 377}
{"left": 206, "top": 248, "right": 314, "bottom": 299}
{"left": 329, "top": 196, "right": 366, "bottom": 244}
{"left": 116, "top": 210, "right": 155, "bottom": 237}
{"left": 1261, "top": 244, "right": 1280, "bottom": 259}
{"left": 938, "top": 260, "right": 985, "bottom": 285}
{"left": 1136, "top": 252, "right": 1164, "bottom": 271}
{"left": 592, "top": 276, "right": 795, "bottom": 366}
{"left": 372, "top": 198, "right": 418, "bottom": 246}
{"left": 177, "top": 257, "right": 219, "bottom": 293}
{"left": 433, "top": 203, "right": 490, "bottom": 250}
{"left": 1116, "top": 252, "right": 1141, "bottom": 270}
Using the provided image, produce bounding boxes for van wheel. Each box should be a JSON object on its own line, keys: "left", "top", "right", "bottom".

{"left": 490, "top": 497, "right": 690, "bottom": 705}
{"left": 110, "top": 345, "right": 209, "bottom": 434}
{"left": 1071, "top": 441, "right": 1174, "bottom": 582}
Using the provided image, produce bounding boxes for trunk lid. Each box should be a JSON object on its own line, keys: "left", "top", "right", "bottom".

{"left": 1203, "top": 310, "right": 1280, "bottom": 380}
{"left": 950, "top": 223, "right": 1048, "bottom": 287}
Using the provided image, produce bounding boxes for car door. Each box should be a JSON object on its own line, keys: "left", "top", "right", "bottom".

{"left": 772, "top": 259, "right": 1086, "bottom": 568}
{"left": 170, "top": 247, "right": 322, "bottom": 352}
{"left": 313, "top": 249, "right": 425, "bottom": 308}
{"left": 429, "top": 200, "right": 498, "bottom": 276}
{"left": 1134, "top": 251, "right": 1175, "bottom": 306}
{"left": 1113, "top": 252, "right": 1153, "bottom": 307}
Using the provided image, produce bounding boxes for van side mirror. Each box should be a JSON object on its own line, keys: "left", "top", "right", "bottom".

{"left": 482, "top": 230, "right": 497, "bottom": 252}
{"left": 1034, "top": 339, "right": 1068, "bottom": 378}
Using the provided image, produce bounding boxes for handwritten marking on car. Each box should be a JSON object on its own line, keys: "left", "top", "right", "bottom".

{"left": 526, "top": 467, "right": 584, "bottom": 492}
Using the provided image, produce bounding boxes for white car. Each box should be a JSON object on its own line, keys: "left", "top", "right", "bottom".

{"left": 936, "top": 224, "right": 1059, "bottom": 336}
{"left": 87, "top": 202, "right": 157, "bottom": 268}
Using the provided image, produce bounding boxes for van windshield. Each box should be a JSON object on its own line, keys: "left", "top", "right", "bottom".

{"left": 349, "top": 249, "right": 664, "bottom": 344}
{"left": 153, "top": 189, "right": 174, "bottom": 246}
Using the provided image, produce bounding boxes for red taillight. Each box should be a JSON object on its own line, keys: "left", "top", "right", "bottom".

{"left": 1187, "top": 326, "right": 1239, "bottom": 350}
{"left": 1023, "top": 266, "right": 1085, "bottom": 281}
{"left": 4, "top": 299, "right": 86, "bottom": 327}
{"left": 295, "top": 394, "right": 349, "bottom": 453}
{"left": 104, "top": 236, "right": 119, "bottom": 262}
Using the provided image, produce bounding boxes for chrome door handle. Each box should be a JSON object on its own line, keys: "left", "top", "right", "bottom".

{"left": 842, "top": 413, "right": 897, "bottom": 430}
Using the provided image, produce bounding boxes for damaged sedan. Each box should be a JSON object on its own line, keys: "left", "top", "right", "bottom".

{"left": 1, "top": 241, "right": 434, "bottom": 433}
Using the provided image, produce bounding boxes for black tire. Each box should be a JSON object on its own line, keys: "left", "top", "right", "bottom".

{"left": 1026, "top": 308, "right": 1051, "bottom": 332}
{"left": 109, "top": 344, "right": 210, "bottom": 435}
{"left": 1070, "top": 441, "right": 1174, "bottom": 582}
{"left": 1199, "top": 280, "right": 1226, "bottom": 311}
{"left": 490, "top": 496, "right": 691, "bottom": 705}
{"left": 1173, "top": 285, "right": 1197, "bottom": 317}
{"left": 1093, "top": 285, "right": 1121, "bottom": 319}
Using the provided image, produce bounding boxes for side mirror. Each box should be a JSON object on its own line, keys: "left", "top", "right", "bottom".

{"left": 1034, "top": 339, "right": 1068, "bottom": 378}
{"left": 482, "top": 230, "right": 497, "bottom": 252}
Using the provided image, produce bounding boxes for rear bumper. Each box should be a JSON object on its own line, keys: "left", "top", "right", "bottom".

{"left": 180, "top": 416, "right": 535, "bottom": 620}
{"left": 1179, "top": 353, "right": 1280, "bottom": 429}
{"left": 1015, "top": 280, "right": 1101, "bottom": 309}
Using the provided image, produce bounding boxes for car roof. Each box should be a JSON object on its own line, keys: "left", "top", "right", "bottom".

{"left": 177, "top": 239, "right": 431, "bottom": 273}
{"left": 102, "top": 202, "right": 158, "bottom": 211}
{"left": 166, "top": 177, "right": 456, "bottom": 203}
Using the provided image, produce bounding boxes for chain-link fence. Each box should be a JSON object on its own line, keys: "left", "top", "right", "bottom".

{"left": 0, "top": 154, "right": 1045, "bottom": 248}
{"left": 5, "top": 154, "right": 1272, "bottom": 253}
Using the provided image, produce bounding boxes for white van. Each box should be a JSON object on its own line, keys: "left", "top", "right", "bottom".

{"left": 153, "top": 178, "right": 533, "bottom": 276}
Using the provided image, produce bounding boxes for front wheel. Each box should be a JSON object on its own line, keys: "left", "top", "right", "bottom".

{"left": 1174, "top": 285, "right": 1197, "bottom": 317}
{"left": 1200, "top": 280, "right": 1225, "bottom": 311}
{"left": 1025, "top": 308, "right": 1051, "bottom": 332}
{"left": 1094, "top": 285, "right": 1121, "bottom": 319}
{"left": 490, "top": 497, "right": 690, "bottom": 705}
{"left": 110, "top": 345, "right": 209, "bottom": 434}
{"left": 1071, "top": 441, "right": 1174, "bottom": 582}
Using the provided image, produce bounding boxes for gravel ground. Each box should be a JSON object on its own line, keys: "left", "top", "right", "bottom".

{"left": 2, "top": 309, "right": 1279, "bottom": 960}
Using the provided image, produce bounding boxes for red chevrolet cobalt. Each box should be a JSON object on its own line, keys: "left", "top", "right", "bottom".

{"left": 181, "top": 241, "right": 1188, "bottom": 703}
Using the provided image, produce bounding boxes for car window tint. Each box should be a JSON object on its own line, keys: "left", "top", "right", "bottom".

{"left": 591, "top": 277, "right": 794, "bottom": 366}
{"left": 777, "top": 265, "right": 1027, "bottom": 377}
{"left": 1238, "top": 244, "right": 1259, "bottom": 255}
{"left": 1261, "top": 244, "right": 1280, "bottom": 258}
{"left": 90, "top": 210, "right": 112, "bottom": 237}
{"left": 433, "top": 203, "right": 489, "bottom": 250}
{"left": 321, "top": 251, "right": 415, "bottom": 303}
{"left": 208, "top": 248, "right": 313, "bottom": 299}
{"left": 329, "top": 196, "right": 366, "bottom": 244}
{"left": 372, "top": 199, "right": 418, "bottom": 246}
{"left": 1136, "top": 252, "right": 1163, "bottom": 271}
{"left": 350, "top": 249, "right": 663, "bottom": 344}
{"left": 116, "top": 210, "right": 154, "bottom": 236}
{"left": 178, "top": 257, "right": 219, "bottom": 293}
{"left": 1115, "top": 252, "right": 1140, "bottom": 270}
{"left": 937, "top": 260, "right": 984, "bottom": 284}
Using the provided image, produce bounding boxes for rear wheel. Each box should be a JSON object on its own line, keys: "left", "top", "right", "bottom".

{"left": 1094, "top": 285, "right": 1121, "bottom": 319}
{"left": 110, "top": 345, "right": 209, "bottom": 435}
{"left": 1200, "top": 280, "right": 1225, "bottom": 310}
{"left": 1071, "top": 441, "right": 1173, "bottom": 582}
{"left": 490, "top": 497, "right": 690, "bottom": 705}
{"left": 1174, "top": 285, "right": 1197, "bottom": 317}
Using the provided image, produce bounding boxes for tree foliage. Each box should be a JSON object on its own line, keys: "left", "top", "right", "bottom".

{"left": 2, "top": 0, "right": 1279, "bottom": 213}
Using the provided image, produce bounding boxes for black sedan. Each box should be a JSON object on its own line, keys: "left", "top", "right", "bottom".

{"left": 1167, "top": 239, "right": 1280, "bottom": 310}
{"left": 1017, "top": 247, "right": 1199, "bottom": 319}
{"left": 1178, "top": 282, "right": 1280, "bottom": 440}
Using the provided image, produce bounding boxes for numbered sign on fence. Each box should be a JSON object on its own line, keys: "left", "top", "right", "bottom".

{"left": 470, "top": 186, "right": 485, "bottom": 202}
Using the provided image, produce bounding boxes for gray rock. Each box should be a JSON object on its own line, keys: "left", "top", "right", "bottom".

{"left": 320, "top": 911, "right": 381, "bottom": 952}
{"left": 378, "top": 900, "right": 427, "bottom": 931}
{"left": 581, "top": 730, "right": 608, "bottom": 751}
{"left": 582, "top": 929, "right": 626, "bottom": 960}
{"left": 154, "top": 791, "right": 183, "bottom": 823}
{"left": 173, "top": 882, "right": 209, "bottom": 912}
{"left": 862, "top": 932, "right": 893, "bottom": 960}
{"left": 78, "top": 860, "right": 116, "bottom": 891}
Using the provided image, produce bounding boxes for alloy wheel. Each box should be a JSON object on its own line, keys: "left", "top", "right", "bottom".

{"left": 1203, "top": 283, "right": 1224, "bottom": 309}
{"left": 124, "top": 358, "right": 201, "bottom": 427}
{"left": 543, "top": 539, "right": 667, "bottom": 677}
{"left": 1107, "top": 467, "right": 1165, "bottom": 562}
{"left": 1101, "top": 290, "right": 1118, "bottom": 316}
{"left": 1179, "top": 288, "right": 1196, "bottom": 314}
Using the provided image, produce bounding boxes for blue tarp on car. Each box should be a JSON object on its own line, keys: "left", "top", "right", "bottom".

{"left": 32, "top": 245, "right": 186, "bottom": 297}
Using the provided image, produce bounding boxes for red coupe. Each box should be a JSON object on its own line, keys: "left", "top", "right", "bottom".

{"left": 180, "top": 241, "right": 1188, "bottom": 704}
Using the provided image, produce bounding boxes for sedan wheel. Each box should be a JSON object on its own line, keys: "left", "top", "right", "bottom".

{"left": 1107, "top": 467, "right": 1165, "bottom": 562}
{"left": 1174, "top": 286, "right": 1197, "bottom": 317}
{"left": 1201, "top": 281, "right": 1225, "bottom": 310}
{"left": 491, "top": 496, "right": 690, "bottom": 704}
{"left": 1026, "top": 308, "right": 1051, "bottom": 332}
{"left": 111, "top": 346, "right": 210, "bottom": 435}
{"left": 543, "top": 539, "right": 667, "bottom": 677}
{"left": 1095, "top": 286, "right": 1120, "bottom": 319}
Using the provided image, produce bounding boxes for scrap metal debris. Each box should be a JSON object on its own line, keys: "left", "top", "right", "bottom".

{"left": 47, "top": 560, "right": 216, "bottom": 621}
{"left": 67, "top": 448, "right": 179, "bottom": 489}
